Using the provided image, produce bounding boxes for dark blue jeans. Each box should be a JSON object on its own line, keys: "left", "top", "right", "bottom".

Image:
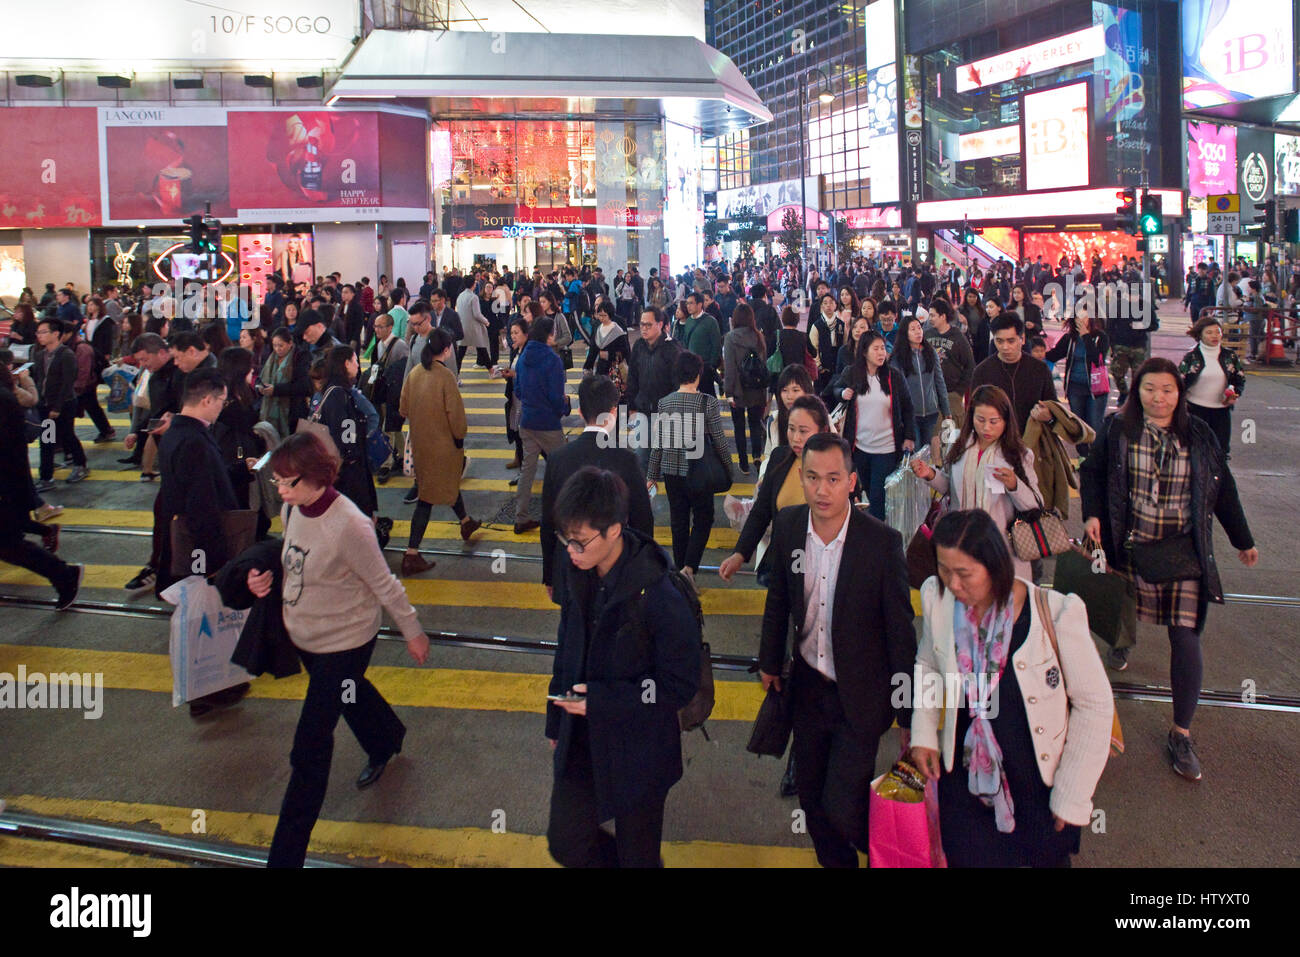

{"left": 1065, "top": 380, "right": 1105, "bottom": 455}
{"left": 852, "top": 447, "right": 899, "bottom": 522}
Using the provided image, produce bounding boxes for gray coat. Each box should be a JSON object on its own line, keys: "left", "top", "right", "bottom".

{"left": 456, "top": 289, "right": 490, "bottom": 349}
{"left": 722, "top": 326, "right": 768, "bottom": 408}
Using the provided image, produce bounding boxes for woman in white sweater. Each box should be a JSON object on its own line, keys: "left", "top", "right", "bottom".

{"left": 911, "top": 384, "right": 1041, "bottom": 581}
{"left": 248, "top": 431, "right": 429, "bottom": 868}
{"left": 1178, "top": 315, "right": 1245, "bottom": 457}
{"left": 910, "top": 509, "right": 1113, "bottom": 868}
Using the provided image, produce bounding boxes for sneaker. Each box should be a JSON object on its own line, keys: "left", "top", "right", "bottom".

{"left": 66, "top": 465, "right": 89, "bottom": 483}
{"left": 40, "top": 524, "right": 60, "bottom": 553}
{"left": 376, "top": 465, "right": 392, "bottom": 484}
{"left": 139, "top": 471, "right": 158, "bottom": 482}
{"left": 401, "top": 552, "right": 436, "bottom": 576}
{"left": 93, "top": 431, "right": 117, "bottom": 444}
{"left": 125, "top": 565, "right": 156, "bottom": 592}
{"left": 1107, "top": 646, "right": 1130, "bottom": 671}
{"left": 738, "top": 463, "right": 751, "bottom": 476}
{"left": 508, "top": 476, "right": 519, "bottom": 487}
{"left": 1167, "top": 730, "right": 1203, "bottom": 782}
{"left": 402, "top": 488, "right": 419, "bottom": 505}
{"left": 459, "top": 517, "right": 482, "bottom": 542}
{"left": 34, "top": 503, "right": 64, "bottom": 522}
{"left": 54, "top": 564, "right": 83, "bottom": 610}
{"left": 34, "top": 479, "right": 56, "bottom": 493}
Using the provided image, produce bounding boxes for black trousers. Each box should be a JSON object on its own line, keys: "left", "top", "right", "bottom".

{"left": 0, "top": 531, "right": 71, "bottom": 586}
{"left": 1189, "top": 403, "right": 1232, "bottom": 457}
{"left": 730, "top": 402, "right": 766, "bottom": 469}
{"left": 267, "top": 636, "right": 405, "bottom": 868}
{"left": 77, "top": 387, "right": 113, "bottom": 436}
{"left": 37, "top": 401, "right": 86, "bottom": 480}
{"left": 487, "top": 314, "right": 503, "bottom": 365}
{"left": 546, "top": 721, "right": 666, "bottom": 868}
{"left": 663, "top": 474, "right": 714, "bottom": 573}
{"left": 791, "top": 656, "right": 880, "bottom": 868}
{"left": 456, "top": 345, "right": 492, "bottom": 369}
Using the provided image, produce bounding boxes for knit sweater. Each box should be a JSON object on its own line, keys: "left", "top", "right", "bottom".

{"left": 280, "top": 489, "right": 424, "bottom": 653}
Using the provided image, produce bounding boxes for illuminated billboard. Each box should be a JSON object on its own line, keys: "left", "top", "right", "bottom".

{"left": 1023, "top": 82, "right": 1090, "bottom": 191}
{"left": 863, "top": 0, "right": 899, "bottom": 204}
{"left": 1187, "top": 122, "right": 1238, "bottom": 197}
{"left": 958, "top": 126, "right": 1021, "bottom": 163}
{"left": 1181, "top": 0, "right": 1295, "bottom": 109}
{"left": 916, "top": 187, "right": 1184, "bottom": 223}
{"left": 955, "top": 24, "right": 1106, "bottom": 93}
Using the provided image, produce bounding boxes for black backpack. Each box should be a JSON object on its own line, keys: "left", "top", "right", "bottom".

{"left": 632, "top": 569, "right": 714, "bottom": 734}
{"left": 740, "top": 346, "right": 768, "bottom": 390}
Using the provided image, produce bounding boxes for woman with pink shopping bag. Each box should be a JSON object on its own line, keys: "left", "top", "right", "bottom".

{"left": 908, "top": 509, "right": 1113, "bottom": 867}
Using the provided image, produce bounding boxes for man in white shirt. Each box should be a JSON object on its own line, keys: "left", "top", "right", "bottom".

{"left": 759, "top": 432, "right": 916, "bottom": 867}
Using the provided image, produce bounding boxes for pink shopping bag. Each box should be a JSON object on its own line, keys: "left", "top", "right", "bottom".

{"left": 868, "top": 774, "right": 947, "bottom": 868}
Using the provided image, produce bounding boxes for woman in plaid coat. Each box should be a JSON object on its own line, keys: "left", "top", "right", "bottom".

{"left": 1080, "top": 358, "right": 1257, "bottom": 784}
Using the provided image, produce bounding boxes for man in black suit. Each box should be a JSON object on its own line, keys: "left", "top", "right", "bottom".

{"left": 759, "top": 432, "right": 916, "bottom": 867}
{"left": 154, "top": 367, "right": 249, "bottom": 714}
{"left": 541, "top": 376, "right": 653, "bottom": 602}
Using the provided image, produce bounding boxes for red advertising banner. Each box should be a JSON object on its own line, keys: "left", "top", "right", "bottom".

{"left": 228, "top": 110, "right": 381, "bottom": 211}
{"left": 378, "top": 113, "right": 429, "bottom": 211}
{"left": 105, "top": 116, "right": 233, "bottom": 221}
{"left": 0, "top": 108, "right": 102, "bottom": 227}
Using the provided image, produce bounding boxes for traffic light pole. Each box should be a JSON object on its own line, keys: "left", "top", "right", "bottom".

{"left": 1140, "top": 172, "right": 1150, "bottom": 294}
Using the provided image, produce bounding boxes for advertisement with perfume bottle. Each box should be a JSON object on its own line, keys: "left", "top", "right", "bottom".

{"left": 227, "top": 110, "right": 382, "bottom": 211}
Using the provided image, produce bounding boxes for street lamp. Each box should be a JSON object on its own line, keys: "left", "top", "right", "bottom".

{"left": 798, "top": 67, "right": 834, "bottom": 283}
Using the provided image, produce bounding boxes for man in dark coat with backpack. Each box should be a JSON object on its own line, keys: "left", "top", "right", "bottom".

{"left": 546, "top": 466, "right": 701, "bottom": 867}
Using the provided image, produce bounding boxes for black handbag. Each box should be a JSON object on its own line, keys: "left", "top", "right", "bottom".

{"left": 559, "top": 346, "right": 574, "bottom": 370}
{"left": 685, "top": 393, "right": 732, "bottom": 497}
{"left": 746, "top": 680, "right": 793, "bottom": 757}
{"left": 1127, "top": 531, "right": 1201, "bottom": 583}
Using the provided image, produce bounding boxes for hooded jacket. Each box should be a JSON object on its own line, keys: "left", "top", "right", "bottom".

{"left": 1022, "top": 399, "right": 1095, "bottom": 517}
{"left": 515, "top": 338, "right": 568, "bottom": 432}
{"left": 546, "top": 529, "right": 701, "bottom": 819}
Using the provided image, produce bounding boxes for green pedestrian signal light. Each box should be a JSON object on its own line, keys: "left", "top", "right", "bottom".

{"left": 1139, "top": 194, "right": 1163, "bottom": 235}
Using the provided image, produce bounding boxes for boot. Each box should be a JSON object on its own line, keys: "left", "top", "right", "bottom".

{"left": 401, "top": 552, "right": 435, "bottom": 576}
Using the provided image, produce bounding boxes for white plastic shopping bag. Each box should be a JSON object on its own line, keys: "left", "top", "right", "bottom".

{"left": 161, "top": 575, "right": 251, "bottom": 707}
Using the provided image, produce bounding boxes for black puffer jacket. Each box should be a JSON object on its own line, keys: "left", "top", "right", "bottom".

{"left": 1079, "top": 413, "right": 1254, "bottom": 608}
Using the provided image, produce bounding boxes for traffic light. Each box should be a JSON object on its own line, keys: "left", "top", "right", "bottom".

{"left": 1115, "top": 187, "right": 1137, "bottom": 234}
{"left": 1139, "top": 193, "right": 1163, "bottom": 235}
{"left": 1284, "top": 207, "right": 1300, "bottom": 244}
{"left": 959, "top": 216, "right": 976, "bottom": 245}
{"left": 184, "top": 213, "right": 205, "bottom": 254}
{"left": 1254, "top": 199, "right": 1276, "bottom": 243}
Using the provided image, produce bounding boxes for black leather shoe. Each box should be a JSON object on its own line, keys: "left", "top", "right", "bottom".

{"left": 779, "top": 754, "right": 798, "bottom": 797}
{"left": 356, "top": 761, "right": 388, "bottom": 790}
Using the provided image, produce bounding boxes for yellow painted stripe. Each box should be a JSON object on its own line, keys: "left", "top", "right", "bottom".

{"left": 45, "top": 508, "right": 741, "bottom": 550}
{"left": 0, "top": 643, "right": 768, "bottom": 719}
{"left": 36, "top": 469, "right": 756, "bottom": 498}
{"left": 0, "top": 567, "right": 768, "bottom": 616}
{"left": 0, "top": 833, "right": 188, "bottom": 868}
{"left": 3, "top": 795, "right": 819, "bottom": 867}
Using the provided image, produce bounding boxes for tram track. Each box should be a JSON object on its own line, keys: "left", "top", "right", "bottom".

{"left": 3, "top": 593, "right": 1298, "bottom": 713}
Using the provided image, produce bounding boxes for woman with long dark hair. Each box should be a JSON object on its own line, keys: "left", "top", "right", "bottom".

{"left": 759, "top": 363, "right": 815, "bottom": 485}
{"left": 838, "top": 331, "right": 916, "bottom": 521}
{"left": 891, "top": 314, "right": 950, "bottom": 447}
{"left": 1045, "top": 301, "right": 1109, "bottom": 454}
{"left": 214, "top": 346, "right": 266, "bottom": 514}
{"left": 1080, "top": 358, "right": 1257, "bottom": 779}
{"left": 1178, "top": 315, "right": 1245, "bottom": 457}
{"left": 722, "top": 302, "right": 768, "bottom": 474}
{"left": 911, "top": 385, "right": 1041, "bottom": 580}
{"left": 313, "top": 345, "right": 378, "bottom": 519}
{"left": 910, "top": 509, "right": 1112, "bottom": 867}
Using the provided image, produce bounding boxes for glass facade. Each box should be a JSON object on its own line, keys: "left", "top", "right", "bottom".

{"left": 708, "top": 1, "right": 875, "bottom": 212}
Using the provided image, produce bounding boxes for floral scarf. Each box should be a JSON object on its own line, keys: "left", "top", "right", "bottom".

{"left": 953, "top": 596, "right": 1017, "bottom": 833}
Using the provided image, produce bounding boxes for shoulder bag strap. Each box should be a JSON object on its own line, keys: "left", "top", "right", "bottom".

{"left": 1033, "top": 585, "right": 1059, "bottom": 663}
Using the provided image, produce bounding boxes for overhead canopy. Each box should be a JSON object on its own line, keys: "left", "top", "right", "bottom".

{"left": 328, "top": 30, "right": 771, "bottom": 137}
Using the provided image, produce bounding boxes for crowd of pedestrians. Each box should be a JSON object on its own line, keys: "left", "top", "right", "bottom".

{"left": 0, "top": 247, "right": 1265, "bottom": 869}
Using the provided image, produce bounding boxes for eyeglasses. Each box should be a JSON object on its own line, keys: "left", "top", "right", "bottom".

{"left": 555, "top": 530, "right": 603, "bottom": 554}
{"left": 270, "top": 475, "right": 303, "bottom": 489}
{"left": 638, "top": 321, "right": 657, "bottom": 329}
